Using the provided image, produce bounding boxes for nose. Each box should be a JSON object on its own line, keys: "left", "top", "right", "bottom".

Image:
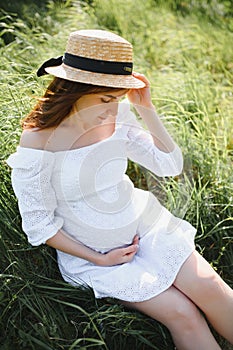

{"left": 107, "top": 101, "right": 119, "bottom": 117}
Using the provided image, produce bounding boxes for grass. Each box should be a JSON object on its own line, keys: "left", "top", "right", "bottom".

{"left": 0, "top": 0, "right": 233, "bottom": 349}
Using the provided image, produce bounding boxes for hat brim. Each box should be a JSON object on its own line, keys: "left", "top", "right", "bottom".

{"left": 45, "top": 63, "right": 145, "bottom": 89}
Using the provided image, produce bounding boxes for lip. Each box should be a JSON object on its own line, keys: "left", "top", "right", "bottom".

{"left": 98, "top": 116, "right": 108, "bottom": 121}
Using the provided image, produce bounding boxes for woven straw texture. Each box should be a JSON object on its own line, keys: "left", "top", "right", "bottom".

{"left": 45, "top": 29, "right": 145, "bottom": 89}
{"left": 66, "top": 30, "right": 133, "bottom": 62}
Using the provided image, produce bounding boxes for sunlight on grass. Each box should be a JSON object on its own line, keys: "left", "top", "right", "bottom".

{"left": 0, "top": 0, "right": 232, "bottom": 349}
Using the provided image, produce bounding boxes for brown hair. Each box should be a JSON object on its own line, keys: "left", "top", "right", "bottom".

{"left": 21, "top": 77, "right": 126, "bottom": 130}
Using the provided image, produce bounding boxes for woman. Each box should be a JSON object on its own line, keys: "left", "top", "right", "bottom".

{"left": 7, "top": 29, "right": 233, "bottom": 349}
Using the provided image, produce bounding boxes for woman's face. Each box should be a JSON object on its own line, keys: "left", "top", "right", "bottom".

{"left": 73, "top": 89, "right": 128, "bottom": 128}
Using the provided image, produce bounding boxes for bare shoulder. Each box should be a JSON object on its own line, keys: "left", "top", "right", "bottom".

{"left": 19, "top": 128, "right": 54, "bottom": 150}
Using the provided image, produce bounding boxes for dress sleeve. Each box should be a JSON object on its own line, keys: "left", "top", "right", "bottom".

{"left": 120, "top": 103, "right": 183, "bottom": 177}
{"left": 6, "top": 147, "right": 64, "bottom": 246}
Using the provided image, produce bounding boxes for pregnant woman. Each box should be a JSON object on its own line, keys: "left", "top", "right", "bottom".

{"left": 7, "top": 29, "right": 233, "bottom": 349}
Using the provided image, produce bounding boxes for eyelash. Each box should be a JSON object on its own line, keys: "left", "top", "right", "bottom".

{"left": 101, "top": 98, "right": 111, "bottom": 103}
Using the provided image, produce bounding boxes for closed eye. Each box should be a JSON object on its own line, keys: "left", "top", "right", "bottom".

{"left": 101, "top": 98, "right": 112, "bottom": 103}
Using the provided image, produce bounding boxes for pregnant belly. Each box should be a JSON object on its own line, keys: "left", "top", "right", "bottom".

{"left": 56, "top": 188, "right": 160, "bottom": 251}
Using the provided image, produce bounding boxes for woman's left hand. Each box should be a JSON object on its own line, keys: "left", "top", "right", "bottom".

{"left": 127, "top": 72, "right": 153, "bottom": 108}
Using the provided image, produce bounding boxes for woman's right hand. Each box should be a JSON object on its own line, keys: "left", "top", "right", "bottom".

{"left": 98, "top": 235, "right": 140, "bottom": 266}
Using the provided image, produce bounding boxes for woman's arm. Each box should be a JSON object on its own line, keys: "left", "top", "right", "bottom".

{"left": 127, "top": 72, "right": 176, "bottom": 153}
{"left": 46, "top": 229, "right": 139, "bottom": 266}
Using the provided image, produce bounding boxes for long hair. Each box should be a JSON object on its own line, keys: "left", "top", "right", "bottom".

{"left": 22, "top": 78, "right": 125, "bottom": 130}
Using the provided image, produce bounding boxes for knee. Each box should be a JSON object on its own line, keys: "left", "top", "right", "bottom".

{"left": 165, "top": 298, "right": 201, "bottom": 332}
{"left": 195, "top": 273, "right": 226, "bottom": 301}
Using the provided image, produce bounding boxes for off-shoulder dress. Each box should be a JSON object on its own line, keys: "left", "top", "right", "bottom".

{"left": 6, "top": 102, "right": 196, "bottom": 302}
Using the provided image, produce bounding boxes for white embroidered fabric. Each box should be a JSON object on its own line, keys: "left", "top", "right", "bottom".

{"left": 6, "top": 102, "right": 196, "bottom": 302}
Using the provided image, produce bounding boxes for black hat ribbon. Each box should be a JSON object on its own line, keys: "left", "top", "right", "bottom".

{"left": 37, "top": 56, "right": 63, "bottom": 77}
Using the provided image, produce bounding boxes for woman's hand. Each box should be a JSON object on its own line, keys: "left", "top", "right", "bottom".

{"left": 127, "top": 73, "right": 153, "bottom": 108}
{"left": 98, "top": 235, "right": 140, "bottom": 266}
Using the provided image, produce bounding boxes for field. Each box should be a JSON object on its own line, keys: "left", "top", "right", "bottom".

{"left": 0, "top": 0, "right": 232, "bottom": 349}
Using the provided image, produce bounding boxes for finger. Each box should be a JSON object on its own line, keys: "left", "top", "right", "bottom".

{"left": 132, "top": 234, "right": 140, "bottom": 245}
{"left": 123, "top": 244, "right": 138, "bottom": 255}
{"left": 132, "top": 72, "right": 150, "bottom": 87}
{"left": 122, "top": 251, "right": 136, "bottom": 263}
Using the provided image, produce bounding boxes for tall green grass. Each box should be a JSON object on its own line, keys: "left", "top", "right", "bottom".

{"left": 0, "top": 0, "right": 232, "bottom": 349}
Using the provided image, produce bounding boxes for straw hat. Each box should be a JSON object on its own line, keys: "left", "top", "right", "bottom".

{"left": 37, "top": 29, "right": 145, "bottom": 89}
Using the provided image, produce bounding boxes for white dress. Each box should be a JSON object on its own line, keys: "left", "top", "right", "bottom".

{"left": 6, "top": 102, "right": 196, "bottom": 302}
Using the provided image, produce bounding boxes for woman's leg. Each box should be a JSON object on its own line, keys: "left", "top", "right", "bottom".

{"left": 121, "top": 285, "right": 221, "bottom": 350}
{"left": 174, "top": 250, "right": 233, "bottom": 344}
